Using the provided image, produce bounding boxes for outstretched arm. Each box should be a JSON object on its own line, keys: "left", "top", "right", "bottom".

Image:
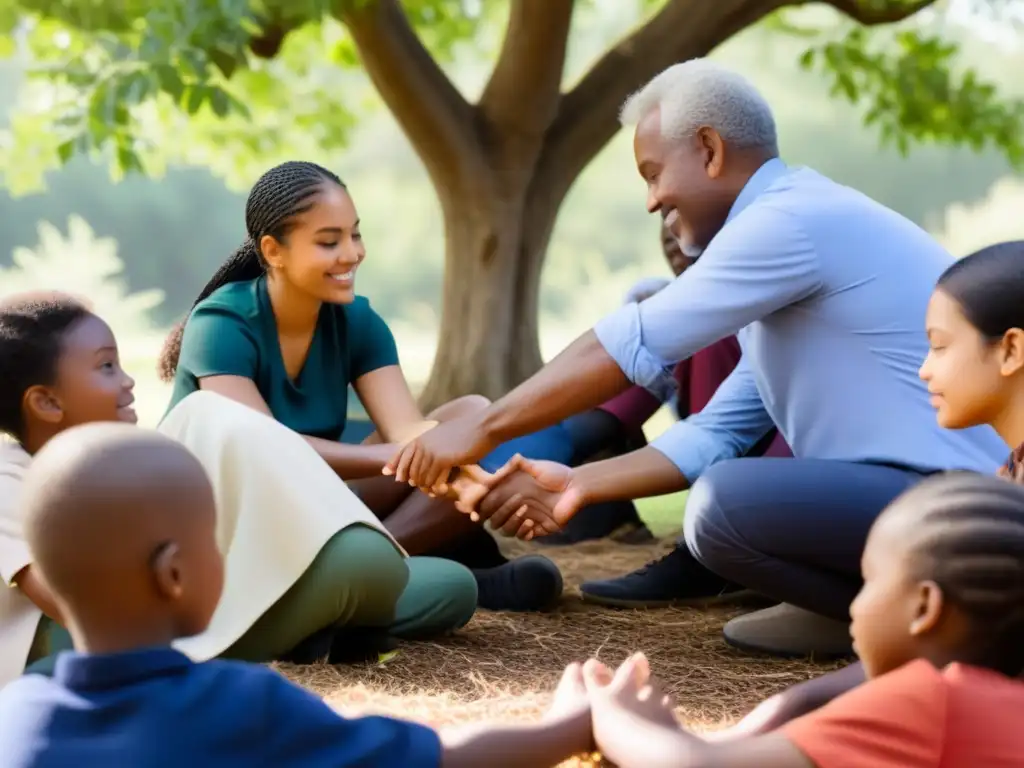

{"left": 709, "top": 663, "right": 866, "bottom": 741}
{"left": 442, "top": 662, "right": 594, "bottom": 767}
{"left": 465, "top": 359, "right": 774, "bottom": 537}
{"left": 585, "top": 654, "right": 814, "bottom": 768}
{"left": 387, "top": 203, "right": 820, "bottom": 491}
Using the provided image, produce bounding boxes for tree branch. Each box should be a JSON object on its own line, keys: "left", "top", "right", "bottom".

{"left": 818, "top": 0, "right": 938, "bottom": 25}
{"left": 478, "top": 0, "right": 575, "bottom": 140}
{"left": 335, "top": 0, "right": 481, "bottom": 195}
{"left": 538, "top": 0, "right": 787, "bottom": 202}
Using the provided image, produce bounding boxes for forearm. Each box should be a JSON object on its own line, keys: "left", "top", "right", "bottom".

{"left": 711, "top": 662, "right": 866, "bottom": 742}
{"left": 306, "top": 437, "right": 393, "bottom": 480}
{"left": 597, "top": 717, "right": 708, "bottom": 768}
{"left": 787, "top": 662, "right": 865, "bottom": 712}
{"left": 440, "top": 709, "right": 592, "bottom": 768}
{"left": 574, "top": 446, "right": 690, "bottom": 506}
{"left": 14, "top": 565, "right": 64, "bottom": 626}
{"left": 480, "top": 331, "right": 631, "bottom": 445}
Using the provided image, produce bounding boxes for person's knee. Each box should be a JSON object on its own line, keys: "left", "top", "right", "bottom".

{"left": 405, "top": 558, "right": 478, "bottom": 632}
{"left": 431, "top": 561, "right": 478, "bottom": 629}
{"left": 162, "top": 390, "right": 273, "bottom": 441}
{"left": 336, "top": 528, "right": 410, "bottom": 606}
{"left": 428, "top": 394, "right": 491, "bottom": 421}
{"left": 309, "top": 527, "right": 410, "bottom": 622}
{"left": 166, "top": 390, "right": 232, "bottom": 423}
{"left": 683, "top": 460, "right": 744, "bottom": 572}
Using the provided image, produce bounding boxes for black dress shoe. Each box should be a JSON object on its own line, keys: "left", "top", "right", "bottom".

{"left": 474, "top": 555, "right": 564, "bottom": 612}
{"left": 580, "top": 545, "right": 751, "bottom": 608}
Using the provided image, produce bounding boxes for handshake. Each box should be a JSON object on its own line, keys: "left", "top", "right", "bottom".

{"left": 444, "top": 457, "right": 581, "bottom": 541}
{"left": 384, "top": 419, "right": 584, "bottom": 540}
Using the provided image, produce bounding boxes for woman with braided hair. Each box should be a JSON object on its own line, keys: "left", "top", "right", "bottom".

{"left": 156, "top": 161, "right": 563, "bottom": 663}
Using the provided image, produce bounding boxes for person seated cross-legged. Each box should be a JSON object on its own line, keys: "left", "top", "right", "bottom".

{"left": 159, "top": 161, "right": 563, "bottom": 614}
{"left": 383, "top": 60, "right": 1005, "bottom": 659}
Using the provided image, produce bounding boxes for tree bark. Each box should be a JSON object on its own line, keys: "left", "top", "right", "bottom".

{"left": 337, "top": 0, "right": 940, "bottom": 408}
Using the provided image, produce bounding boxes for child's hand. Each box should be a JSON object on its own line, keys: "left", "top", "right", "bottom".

{"left": 545, "top": 662, "right": 590, "bottom": 722}
{"left": 584, "top": 653, "right": 678, "bottom": 730}
{"left": 583, "top": 653, "right": 682, "bottom": 766}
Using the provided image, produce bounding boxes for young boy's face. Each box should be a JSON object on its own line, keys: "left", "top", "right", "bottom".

{"left": 28, "top": 314, "right": 137, "bottom": 430}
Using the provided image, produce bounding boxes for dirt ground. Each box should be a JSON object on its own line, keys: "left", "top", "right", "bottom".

{"left": 279, "top": 537, "right": 843, "bottom": 766}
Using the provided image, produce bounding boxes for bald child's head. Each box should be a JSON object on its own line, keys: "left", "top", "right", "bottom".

{"left": 22, "top": 423, "right": 223, "bottom": 653}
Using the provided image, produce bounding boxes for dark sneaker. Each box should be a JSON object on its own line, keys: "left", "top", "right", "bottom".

{"left": 580, "top": 545, "right": 752, "bottom": 608}
{"left": 536, "top": 500, "right": 653, "bottom": 546}
{"left": 474, "top": 555, "right": 564, "bottom": 612}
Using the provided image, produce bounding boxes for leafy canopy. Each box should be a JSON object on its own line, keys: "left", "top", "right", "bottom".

{"left": 1, "top": 0, "right": 1023, "bottom": 194}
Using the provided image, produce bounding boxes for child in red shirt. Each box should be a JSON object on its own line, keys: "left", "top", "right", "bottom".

{"left": 582, "top": 471, "right": 1024, "bottom": 767}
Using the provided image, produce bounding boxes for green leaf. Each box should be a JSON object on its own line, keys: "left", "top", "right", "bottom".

{"left": 209, "top": 87, "right": 230, "bottom": 117}
{"left": 185, "top": 85, "right": 208, "bottom": 115}
{"left": 56, "top": 139, "right": 76, "bottom": 164}
{"left": 154, "top": 64, "right": 186, "bottom": 103}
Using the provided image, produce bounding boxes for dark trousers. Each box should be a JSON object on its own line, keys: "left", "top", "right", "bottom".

{"left": 683, "top": 458, "right": 927, "bottom": 621}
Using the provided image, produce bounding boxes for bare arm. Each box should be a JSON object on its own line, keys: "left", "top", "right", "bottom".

{"left": 479, "top": 331, "right": 632, "bottom": 445}
{"left": 352, "top": 365, "right": 428, "bottom": 443}
{"left": 441, "top": 709, "right": 592, "bottom": 768}
{"left": 710, "top": 663, "right": 866, "bottom": 741}
{"left": 199, "top": 376, "right": 396, "bottom": 479}
{"left": 594, "top": 723, "right": 813, "bottom": 768}
{"left": 13, "top": 565, "right": 64, "bottom": 625}
{"left": 573, "top": 446, "right": 689, "bottom": 506}
{"left": 585, "top": 655, "right": 815, "bottom": 768}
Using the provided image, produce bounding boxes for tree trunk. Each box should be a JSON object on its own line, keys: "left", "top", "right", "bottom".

{"left": 417, "top": 162, "right": 566, "bottom": 408}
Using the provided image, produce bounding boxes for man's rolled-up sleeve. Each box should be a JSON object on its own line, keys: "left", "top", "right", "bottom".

{"left": 594, "top": 203, "right": 820, "bottom": 398}
{"left": 649, "top": 357, "right": 775, "bottom": 483}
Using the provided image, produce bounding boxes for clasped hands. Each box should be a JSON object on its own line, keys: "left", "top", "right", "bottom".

{"left": 548, "top": 652, "right": 684, "bottom": 767}
{"left": 383, "top": 418, "right": 584, "bottom": 540}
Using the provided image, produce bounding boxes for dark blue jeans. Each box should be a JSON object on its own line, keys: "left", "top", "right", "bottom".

{"left": 683, "top": 458, "right": 928, "bottom": 621}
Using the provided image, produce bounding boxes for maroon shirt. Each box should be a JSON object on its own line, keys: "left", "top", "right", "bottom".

{"left": 599, "top": 336, "right": 791, "bottom": 458}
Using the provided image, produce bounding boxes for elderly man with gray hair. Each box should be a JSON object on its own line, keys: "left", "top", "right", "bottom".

{"left": 386, "top": 59, "right": 1006, "bottom": 657}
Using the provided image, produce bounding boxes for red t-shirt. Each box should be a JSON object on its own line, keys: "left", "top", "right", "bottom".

{"left": 782, "top": 659, "right": 1024, "bottom": 767}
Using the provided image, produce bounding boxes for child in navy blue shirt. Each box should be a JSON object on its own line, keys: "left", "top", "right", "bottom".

{"left": 0, "top": 423, "right": 593, "bottom": 767}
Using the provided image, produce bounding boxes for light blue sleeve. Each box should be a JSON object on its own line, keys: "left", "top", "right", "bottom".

{"left": 594, "top": 203, "right": 821, "bottom": 392}
{"left": 649, "top": 356, "right": 775, "bottom": 483}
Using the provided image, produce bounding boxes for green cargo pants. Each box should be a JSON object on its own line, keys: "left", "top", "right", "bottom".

{"left": 25, "top": 525, "right": 477, "bottom": 671}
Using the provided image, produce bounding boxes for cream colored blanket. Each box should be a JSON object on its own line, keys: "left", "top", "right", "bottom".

{"left": 161, "top": 391, "right": 402, "bottom": 661}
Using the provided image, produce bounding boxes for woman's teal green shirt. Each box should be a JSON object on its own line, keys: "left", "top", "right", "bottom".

{"left": 165, "top": 277, "right": 399, "bottom": 441}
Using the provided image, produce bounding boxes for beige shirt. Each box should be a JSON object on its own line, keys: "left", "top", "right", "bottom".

{"left": 0, "top": 440, "right": 41, "bottom": 689}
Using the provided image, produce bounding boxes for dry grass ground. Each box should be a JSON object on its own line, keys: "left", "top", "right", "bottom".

{"left": 278, "top": 536, "right": 844, "bottom": 767}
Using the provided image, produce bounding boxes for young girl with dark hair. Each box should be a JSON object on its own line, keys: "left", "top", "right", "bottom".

{"left": 158, "top": 161, "right": 562, "bottom": 614}
{"left": 706, "top": 240, "right": 1024, "bottom": 739}
{"left": 583, "top": 471, "right": 1024, "bottom": 767}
